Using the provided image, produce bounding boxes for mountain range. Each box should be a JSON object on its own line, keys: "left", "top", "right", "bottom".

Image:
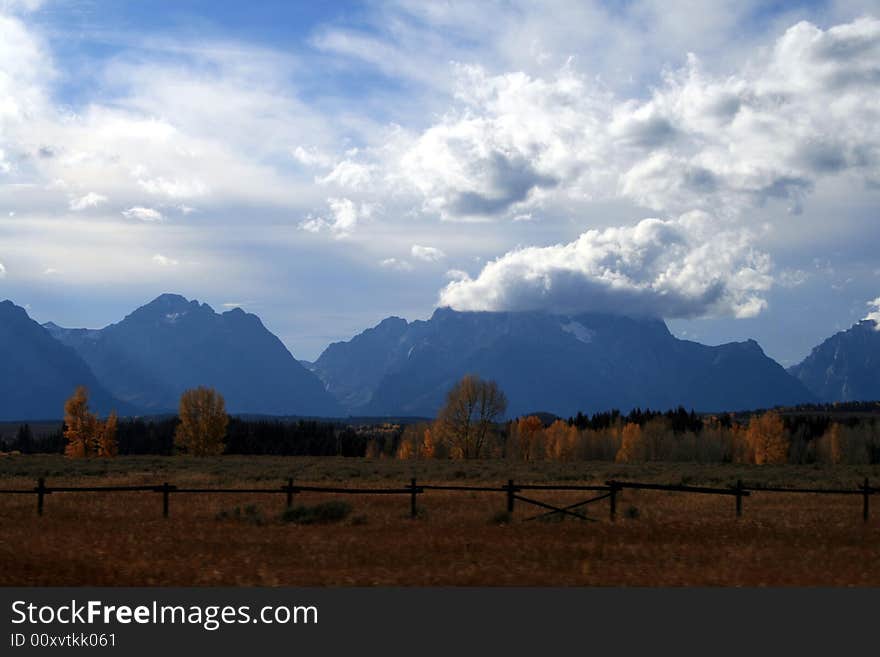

{"left": 311, "top": 308, "right": 816, "bottom": 417}
{"left": 1, "top": 293, "right": 877, "bottom": 421}
{"left": 43, "top": 294, "right": 340, "bottom": 418}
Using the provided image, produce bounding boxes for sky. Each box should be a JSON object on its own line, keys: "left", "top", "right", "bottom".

{"left": 0, "top": 0, "right": 879, "bottom": 364}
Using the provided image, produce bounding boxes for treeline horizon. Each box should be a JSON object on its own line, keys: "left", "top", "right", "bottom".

{"left": 4, "top": 400, "right": 880, "bottom": 465}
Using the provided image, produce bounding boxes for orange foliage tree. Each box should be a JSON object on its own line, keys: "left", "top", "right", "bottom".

{"left": 421, "top": 426, "right": 437, "bottom": 458}
{"left": 615, "top": 422, "right": 645, "bottom": 463}
{"left": 544, "top": 420, "right": 578, "bottom": 462}
{"left": 746, "top": 410, "right": 790, "bottom": 464}
{"left": 513, "top": 415, "right": 544, "bottom": 461}
{"left": 63, "top": 386, "right": 118, "bottom": 458}
{"left": 174, "top": 386, "right": 229, "bottom": 456}
{"left": 396, "top": 422, "right": 439, "bottom": 459}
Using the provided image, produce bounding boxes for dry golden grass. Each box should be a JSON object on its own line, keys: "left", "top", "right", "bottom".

{"left": 1, "top": 455, "right": 879, "bottom": 586}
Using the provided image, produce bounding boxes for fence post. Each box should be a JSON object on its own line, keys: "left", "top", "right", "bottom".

{"left": 410, "top": 478, "right": 418, "bottom": 519}
{"left": 286, "top": 477, "right": 295, "bottom": 509}
{"left": 735, "top": 479, "right": 743, "bottom": 518}
{"left": 162, "top": 482, "right": 170, "bottom": 518}
{"left": 609, "top": 481, "right": 617, "bottom": 522}
{"left": 36, "top": 477, "right": 45, "bottom": 516}
{"left": 506, "top": 479, "right": 515, "bottom": 514}
{"left": 863, "top": 477, "right": 870, "bottom": 524}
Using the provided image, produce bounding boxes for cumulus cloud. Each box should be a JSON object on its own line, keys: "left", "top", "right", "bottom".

{"left": 0, "top": 262, "right": 6, "bottom": 278}
{"left": 122, "top": 206, "right": 163, "bottom": 222}
{"left": 411, "top": 245, "right": 446, "bottom": 262}
{"left": 69, "top": 192, "right": 108, "bottom": 211}
{"left": 151, "top": 254, "right": 178, "bottom": 267}
{"left": 439, "top": 212, "right": 771, "bottom": 319}
{"left": 318, "top": 17, "right": 880, "bottom": 226}
{"left": 866, "top": 297, "right": 880, "bottom": 328}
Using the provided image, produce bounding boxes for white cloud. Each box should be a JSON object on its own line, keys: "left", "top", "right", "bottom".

{"left": 68, "top": 192, "right": 108, "bottom": 211}
{"left": 865, "top": 297, "right": 880, "bottom": 328}
{"left": 380, "top": 257, "right": 413, "bottom": 271}
{"left": 43, "top": 267, "right": 59, "bottom": 275}
{"left": 0, "top": 262, "right": 6, "bottom": 278}
{"left": 439, "top": 212, "right": 771, "bottom": 319}
{"left": 410, "top": 245, "right": 446, "bottom": 262}
{"left": 151, "top": 253, "right": 178, "bottom": 267}
{"left": 317, "top": 17, "right": 880, "bottom": 227}
{"left": 318, "top": 160, "right": 376, "bottom": 189}
{"left": 292, "top": 146, "right": 334, "bottom": 168}
{"left": 299, "top": 197, "right": 374, "bottom": 237}
{"left": 137, "top": 176, "right": 208, "bottom": 199}
{"left": 445, "top": 268, "right": 470, "bottom": 281}
{"left": 0, "top": 12, "right": 343, "bottom": 227}
{"left": 122, "top": 206, "right": 164, "bottom": 222}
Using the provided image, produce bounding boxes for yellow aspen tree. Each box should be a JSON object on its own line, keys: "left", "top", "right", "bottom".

{"left": 97, "top": 411, "right": 118, "bottom": 457}
{"left": 436, "top": 375, "right": 507, "bottom": 459}
{"left": 421, "top": 427, "right": 436, "bottom": 458}
{"left": 746, "top": 411, "right": 790, "bottom": 465}
{"left": 516, "top": 415, "right": 543, "bottom": 461}
{"left": 174, "top": 386, "right": 229, "bottom": 456}
{"left": 544, "top": 420, "right": 577, "bottom": 462}
{"left": 615, "top": 422, "right": 645, "bottom": 463}
{"left": 396, "top": 439, "right": 414, "bottom": 459}
{"left": 63, "top": 386, "right": 100, "bottom": 458}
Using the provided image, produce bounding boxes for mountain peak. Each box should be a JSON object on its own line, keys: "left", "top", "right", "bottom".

{"left": 128, "top": 294, "right": 215, "bottom": 323}
{"left": 0, "top": 299, "right": 29, "bottom": 315}
{"left": 374, "top": 316, "right": 408, "bottom": 334}
{"left": 146, "top": 293, "right": 207, "bottom": 310}
{"left": 153, "top": 292, "right": 189, "bottom": 304}
{"left": 790, "top": 318, "right": 880, "bottom": 402}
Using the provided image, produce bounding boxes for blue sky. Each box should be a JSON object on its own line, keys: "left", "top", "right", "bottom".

{"left": 1, "top": 0, "right": 879, "bottom": 364}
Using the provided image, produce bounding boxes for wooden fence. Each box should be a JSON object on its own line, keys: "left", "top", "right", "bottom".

{"left": 0, "top": 476, "right": 876, "bottom": 523}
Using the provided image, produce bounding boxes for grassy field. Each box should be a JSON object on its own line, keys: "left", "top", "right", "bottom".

{"left": 1, "top": 455, "right": 879, "bottom": 586}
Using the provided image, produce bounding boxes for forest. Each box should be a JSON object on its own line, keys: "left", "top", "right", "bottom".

{"left": 3, "top": 399, "right": 879, "bottom": 465}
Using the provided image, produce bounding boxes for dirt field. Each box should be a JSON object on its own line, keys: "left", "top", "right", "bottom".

{"left": 1, "top": 455, "right": 878, "bottom": 586}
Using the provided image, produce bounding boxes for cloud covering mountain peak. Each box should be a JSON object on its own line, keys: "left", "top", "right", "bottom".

{"left": 439, "top": 212, "right": 771, "bottom": 318}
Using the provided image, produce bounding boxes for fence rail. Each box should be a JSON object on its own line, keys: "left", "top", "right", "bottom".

{"left": 0, "top": 476, "right": 874, "bottom": 523}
